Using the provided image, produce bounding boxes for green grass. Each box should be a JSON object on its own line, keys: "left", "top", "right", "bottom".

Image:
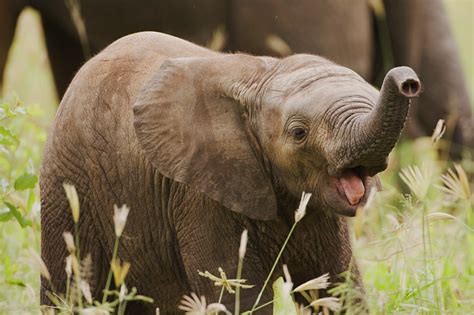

{"left": 0, "top": 4, "right": 473, "bottom": 314}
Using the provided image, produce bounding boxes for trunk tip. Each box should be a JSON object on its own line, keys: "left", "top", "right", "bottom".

{"left": 400, "top": 78, "right": 420, "bottom": 97}
{"left": 386, "top": 66, "right": 421, "bottom": 98}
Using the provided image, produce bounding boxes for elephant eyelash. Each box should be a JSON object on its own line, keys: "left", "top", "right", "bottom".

{"left": 289, "top": 127, "right": 308, "bottom": 142}
{"left": 285, "top": 120, "right": 309, "bottom": 143}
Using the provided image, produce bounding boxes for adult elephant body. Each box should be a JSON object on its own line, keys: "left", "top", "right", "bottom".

{"left": 1, "top": 0, "right": 472, "bottom": 150}
{"left": 41, "top": 32, "right": 420, "bottom": 313}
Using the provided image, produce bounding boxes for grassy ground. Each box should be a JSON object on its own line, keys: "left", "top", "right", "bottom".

{"left": 0, "top": 3, "right": 473, "bottom": 314}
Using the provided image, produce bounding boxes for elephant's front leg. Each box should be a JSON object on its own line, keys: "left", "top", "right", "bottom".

{"left": 174, "top": 198, "right": 279, "bottom": 314}
{"left": 286, "top": 212, "right": 366, "bottom": 312}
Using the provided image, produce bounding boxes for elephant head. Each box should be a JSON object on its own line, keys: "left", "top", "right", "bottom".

{"left": 133, "top": 54, "right": 420, "bottom": 220}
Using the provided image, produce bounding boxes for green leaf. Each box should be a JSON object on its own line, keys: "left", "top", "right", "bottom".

{"left": 0, "top": 210, "right": 14, "bottom": 222}
{"left": 14, "top": 173, "right": 38, "bottom": 191}
{"left": 273, "top": 277, "right": 297, "bottom": 315}
{"left": 6, "top": 279, "right": 26, "bottom": 287}
{"left": 0, "top": 126, "right": 19, "bottom": 146}
{"left": 4, "top": 202, "right": 31, "bottom": 228}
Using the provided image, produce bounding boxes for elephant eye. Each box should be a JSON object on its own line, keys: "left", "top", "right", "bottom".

{"left": 290, "top": 127, "right": 307, "bottom": 141}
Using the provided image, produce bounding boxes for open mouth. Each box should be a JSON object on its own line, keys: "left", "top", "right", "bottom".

{"left": 335, "top": 166, "right": 370, "bottom": 216}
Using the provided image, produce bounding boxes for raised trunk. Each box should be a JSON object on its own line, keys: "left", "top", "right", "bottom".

{"left": 330, "top": 66, "right": 420, "bottom": 175}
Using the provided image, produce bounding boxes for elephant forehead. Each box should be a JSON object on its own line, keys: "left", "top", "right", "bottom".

{"left": 269, "top": 66, "right": 367, "bottom": 99}
{"left": 280, "top": 80, "right": 378, "bottom": 115}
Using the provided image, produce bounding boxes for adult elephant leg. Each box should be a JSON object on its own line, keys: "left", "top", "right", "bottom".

{"left": 41, "top": 16, "right": 85, "bottom": 98}
{"left": 384, "top": 0, "right": 473, "bottom": 154}
{"left": 0, "top": 1, "right": 22, "bottom": 95}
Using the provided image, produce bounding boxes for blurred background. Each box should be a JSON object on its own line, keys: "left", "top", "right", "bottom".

{"left": 0, "top": 0, "right": 473, "bottom": 313}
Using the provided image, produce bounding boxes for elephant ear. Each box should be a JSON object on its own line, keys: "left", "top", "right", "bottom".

{"left": 133, "top": 55, "right": 277, "bottom": 220}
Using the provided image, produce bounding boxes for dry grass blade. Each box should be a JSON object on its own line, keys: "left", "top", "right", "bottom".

{"left": 308, "top": 297, "right": 341, "bottom": 312}
{"left": 431, "top": 119, "right": 446, "bottom": 144}
{"left": 427, "top": 212, "right": 457, "bottom": 221}
{"left": 400, "top": 165, "right": 432, "bottom": 200}
{"left": 439, "top": 164, "right": 471, "bottom": 201}
{"left": 29, "top": 248, "right": 51, "bottom": 281}
{"left": 265, "top": 34, "right": 292, "bottom": 56}
{"left": 207, "top": 26, "right": 227, "bottom": 52}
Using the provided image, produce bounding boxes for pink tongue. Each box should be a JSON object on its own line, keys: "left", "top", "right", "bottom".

{"left": 339, "top": 171, "right": 365, "bottom": 206}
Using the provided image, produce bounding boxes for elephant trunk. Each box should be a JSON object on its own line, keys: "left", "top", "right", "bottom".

{"left": 359, "top": 67, "right": 420, "bottom": 169}
{"left": 329, "top": 67, "right": 420, "bottom": 176}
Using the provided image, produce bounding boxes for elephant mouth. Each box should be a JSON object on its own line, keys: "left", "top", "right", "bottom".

{"left": 334, "top": 166, "right": 373, "bottom": 216}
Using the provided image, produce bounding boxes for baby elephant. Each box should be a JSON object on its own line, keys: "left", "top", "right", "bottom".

{"left": 40, "top": 32, "right": 420, "bottom": 313}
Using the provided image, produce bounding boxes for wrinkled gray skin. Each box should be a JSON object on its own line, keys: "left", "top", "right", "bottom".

{"left": 1, "top": 0, "right": 472, "bottom": 153}
{"left": 41, "top": 32, "right": 420, "bottom": 314}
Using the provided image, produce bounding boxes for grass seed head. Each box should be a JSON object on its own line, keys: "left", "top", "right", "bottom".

{"left": 198, "top": 268, "right": 254, "bottom": 294}
{"left": 63, "top": 231, "right": 76, "bottom": 253}
{"left": 119, "top": 284, "right": 127, "bottom": 303}
{"left": 65, "top": 255, "right": 73, "bottom": 278}
{"left": 439, "top": 164, "right": 471, "bottom": 201}
{"left": 295, "top": 192, "right": 312, "bottom": 223}
{"left": 179, "top": 293, "right": 207, "bottom": 314}
{"left": 400, "top": 165, "right": 432, "bottom": 200}
{"left": 113, "top": 204, "right": 130, "bottom": 237}
{"left": 206, "top": 303, "right": 231, "bottom": 315}
{"left": 293, "top": 273, "right": 330, "bottom": 292}
{"left": 111, "top": 258, "right": 131, "bottom": 287}
{"left": 63, "top": 183, "right": 80, "bottom": 223}
{"left": 80, "top": 279, "right": 93, "bottom": 304}
{"left": 239, "top": 229, "right": 248, "bottom": 259}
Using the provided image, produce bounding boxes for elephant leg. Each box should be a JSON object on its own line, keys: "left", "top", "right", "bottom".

{"left": 40, "top": 15, "right": 85, "bottom": 98}
{"left": 384, "top": 0, "right": 473, "bottom": 154}
{"left": 40, "top": 178, "right": 109, "bottom": 307}
{"left": 0, "top": 1, "right": 22, "bottom": 95}
{"left": 175, "top": 199, "right": 277, "bottom": 313}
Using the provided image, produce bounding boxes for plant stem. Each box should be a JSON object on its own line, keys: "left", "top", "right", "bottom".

{"left": 74, "top": 224, "right": 80, "bottom": 261}
{"left": 118, "top": 300, "right": 128, "bottom": 315}
{"left": 423, "top": 202, "right": 440, "bottom": 313}
{"left": 466, "top": 201, "right": 473, "bottom": 228}
{"left": 249, "top": 222, "right": 297, "bottom": 314}
{"left": 218, "top": 286, "right": 225, "bottom": 304}
{"left": 102, "top": 236, "right": 120, "bottom": 303}
{"left": 65, "top": 275, "right": 71, "bottom": 307}
{"left": 73, "top": 223, "right": 82, "bottom": 309}
{"left": 234, "top": 255, "right": 244, "bottom": 315}
{"left": 242, "top": 298, "right": 276, "bottom": 314}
